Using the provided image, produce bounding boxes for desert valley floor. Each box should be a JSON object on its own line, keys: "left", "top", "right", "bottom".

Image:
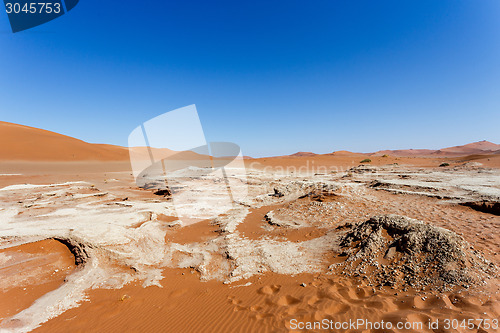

{"left": 0, "top": 154, "right": 499, "bottom": 332}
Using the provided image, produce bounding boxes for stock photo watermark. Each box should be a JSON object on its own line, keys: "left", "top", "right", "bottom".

{"left": 288, "top": 318, "right": 499, "bottom": 331}
{"left": 128, "top": 105, "right": 248, "bottom": 226}
{"left": 3, "top": 0, "right": 79, "bottom": 32}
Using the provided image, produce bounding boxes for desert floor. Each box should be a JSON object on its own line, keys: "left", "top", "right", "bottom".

{"left": 0, "top": 156, "right": 499, "bottom": 332}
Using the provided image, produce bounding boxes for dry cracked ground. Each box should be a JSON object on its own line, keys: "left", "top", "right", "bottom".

{"left": 0, "top": 163, "right": 499, "bottom": 332}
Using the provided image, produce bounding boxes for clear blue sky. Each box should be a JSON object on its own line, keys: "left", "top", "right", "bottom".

{"left": 1, "top": 0, "right": 499, "bottom": 157}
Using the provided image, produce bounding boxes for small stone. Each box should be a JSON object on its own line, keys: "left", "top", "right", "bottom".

{"left": 384, "top": 247, "right": 397, "bottom": 260}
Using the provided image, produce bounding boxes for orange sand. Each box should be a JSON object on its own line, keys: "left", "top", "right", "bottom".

{"left": 0, "top": 122, "right": 499, "bottom": 332}
{"left": 0, "top": 121, "right": 129, "bottom": 161}
{"left": 0, "top": 239, "right": 76, "bottom": 320}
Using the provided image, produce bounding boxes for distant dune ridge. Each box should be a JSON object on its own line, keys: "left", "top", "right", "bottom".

{"left": 370, "top": 141, "right": 500, "bottom": 157}
{"left": 287, "top": 140, "right": 500, "bottom": 158}
{"left": 1, "top": 121, "right": 499, "bottom": 161}
{"left": 289, "top": 152, "right": 317, "bottom": 157}
{"left": 327, "top": 150, "right": 367, "bottom": 157}
{"left": 370, "top": 149, "right": 436, "bottom": 157}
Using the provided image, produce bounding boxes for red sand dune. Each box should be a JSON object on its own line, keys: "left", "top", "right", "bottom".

{"left": 371, "top": 141, "right": 500, "bottom": 157}
{"left": 288, "top": 152, "right": 317, "bottom": 157}
{"left": 1, "top": 121, "right": 499, "bottom": 163}
{"left": 0, "top": 122, "right": 241, "bottom": 163}
{"left": 447, "top": 140, "right": 500, "bottom": 151}
{"left": 431, "top": 140, "right": 500, "bottom": 156}
{"left": 0, "top": 121, "right": 129, "bottom": 161}
{"left": 327, "top": 150, "right": 367, "bottom": 156}
{"left": 370, "top": 149, "right": 436, "bottom": 157}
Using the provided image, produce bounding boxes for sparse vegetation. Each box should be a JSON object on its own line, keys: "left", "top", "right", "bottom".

{"left": 360, "top": 158, "right": 372, "bottom": 163}
{"left": 382, "top": 154, "right": 389, "bottom": 158}
{"left": 439, "top": 162, "right": 450, "bottom": 167}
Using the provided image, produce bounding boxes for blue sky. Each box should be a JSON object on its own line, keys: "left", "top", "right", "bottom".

{"left": 1, "top": 0, "right": 499, "bottom": 157}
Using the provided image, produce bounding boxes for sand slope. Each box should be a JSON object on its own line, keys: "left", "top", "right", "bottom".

{"left": 0, "top": 121, "right": 129, "bottom": 161}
